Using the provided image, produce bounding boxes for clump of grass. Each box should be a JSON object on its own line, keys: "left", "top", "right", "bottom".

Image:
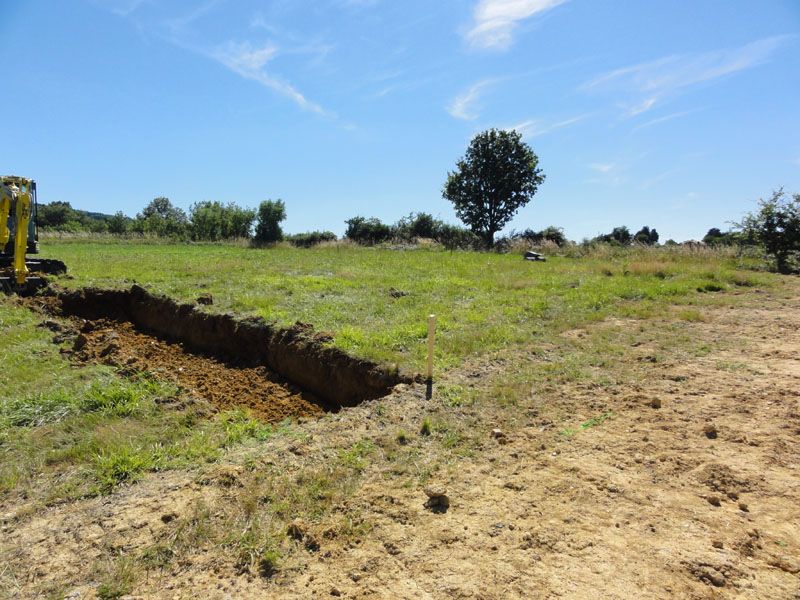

{"left": 437, "top": 383, "right": 469, "bottom": 407}
{"left": 95, "top": 556, "right": 139, "bottom": 599}
{"left": 138, "top": 544, "right": 175, "bottom": 572}
{"left": 219, "top": 409, "right": 281, "bottom": 447}
{"left": 625, "top": 261, "right": 674, "bottom": 279}
{"left": 727, "top": 273, "right": 759, "bottom": 287}
{"left": 420, "top": 416, "right": 433, "bottom": 436}
{"left": 338, "top": 440, "right": 375, "bottom": 472}
{"left": 560, "top": 412, "right": 613, "bottom": 438}
{"left": 225, "top": 518, "right": 282, "bottom": 577}
{"left": 678, "top": 309, "right": 708, "bottom": 322}
{"left": 93, "top": 446, "right": 160, "bottom": 492}
{"left": 698, "top": 283, "right": 725, "bottom": 292}
{"left": 581, "top": 412, "right": 612, "bottom": 429}
{"left": 259, "top": 549, "right": 282, "bottom": 577}
{"left": 0, "top": 377, "right": 167, "bottom": 429}
{"left": 395, "top": 429, "right": 410, "bottom": 445}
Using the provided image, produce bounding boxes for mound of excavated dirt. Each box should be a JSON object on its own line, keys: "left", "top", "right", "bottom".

{"left": 71, "top": 319, "right": 329, "bottom": 422}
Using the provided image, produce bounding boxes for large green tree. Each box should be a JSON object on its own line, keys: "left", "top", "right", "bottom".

{"left": 134, "top": 197, "right": 188, "bottom": 237}
{"left": 443, "top": 129, "right": 545, "bottom": 247}
{"left": 254, "top": 199, "right": 287, "bottom": 245}
{"left": 737, "top": 188, "right": 800, "bottom": 273}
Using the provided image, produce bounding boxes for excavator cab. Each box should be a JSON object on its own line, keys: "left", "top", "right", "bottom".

{"left": 1, "top": 176, "right": 65, "bottom": 293}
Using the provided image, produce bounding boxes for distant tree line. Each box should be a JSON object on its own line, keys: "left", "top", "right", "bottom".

{"left": 36, "top": 197, "right": 310, "bottom": 246}
{"left": 343, "top": 213, "right": 483, "bottom": 250}
{"left": 586, "top": 225, "right": 660, "bottom": 246}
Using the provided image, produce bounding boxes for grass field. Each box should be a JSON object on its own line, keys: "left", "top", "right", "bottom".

{"left": 2, "top": 241, "right": 793, "bottom": 597}
{"left": 40, "top": 241, "right": 770, "bottom": 370}
{"left": 0, "top": 241, "right": 774, "bottom": 508}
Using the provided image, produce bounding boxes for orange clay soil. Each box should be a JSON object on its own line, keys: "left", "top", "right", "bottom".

{"left": 70, "top": 318, "right": 330, "bottom": 422}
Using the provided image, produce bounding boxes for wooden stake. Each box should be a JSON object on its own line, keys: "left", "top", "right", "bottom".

{"left": 426, "top": 314, "right": 436, "bottom": 381}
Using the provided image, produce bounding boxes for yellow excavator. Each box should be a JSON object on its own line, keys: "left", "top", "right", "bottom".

{"left": 1, "top": 175, "right": 66, "bottom": 293}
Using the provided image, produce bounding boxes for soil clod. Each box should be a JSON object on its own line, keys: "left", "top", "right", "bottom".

{"left": 423, "top": 485, "right": 450, "bottom": 512}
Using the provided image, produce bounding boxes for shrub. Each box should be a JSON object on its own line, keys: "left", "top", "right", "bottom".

{"left": 38, "top": 201, "right": 77, "bottom": 229}
{"left": 133, "top": 197, "right": 189, "bottom": 238}
{"left": 286, "top": 231, "right": 337, "bottom": 248}
{"left": 436, "top": 223, "right": 481, "bottom": 250}
{"left": 394, "top": 212, "right": 441, "bottom": 240}
{"left": 344, "top": 216, "right": 393, "bottom": 245}
{"left": 512, "top": 226, "right": 567, "bottom": 247}
{"left": 702, "top": 227, "right": 742, "bottom": 246}
{"left": 107, "top": 212, "right": 131, "bottom": 234}
{"left": 633, "top": 226, "right": 659, "bottom": 245}
{"left": 253, "top": 200, "right": 287, "bottom": 246}
{"left": 190, "top": 201, "right": 256, "bottom": 241}
{"left": 736, "top": 188, "right": 800, "bottom": 273}
{"left": 594, "top": 226, "right": 632, "bottom": 246}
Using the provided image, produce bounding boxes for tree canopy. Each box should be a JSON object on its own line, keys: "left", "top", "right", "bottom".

{"left": 634, "top": 226, "right": 659, "bottom": 245}
{"left": 443, "top": 129, "right": 545, "bottom": 247}
{"left": 737, "top": 189, "right": 800, "bottom": 273}
{"left": 254, "top": 199, "right": 287, "bottom": 245}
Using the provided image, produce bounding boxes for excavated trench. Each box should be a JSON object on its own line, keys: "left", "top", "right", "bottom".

{"left": 32, "top": 285, "right": 413, "bottom": 422}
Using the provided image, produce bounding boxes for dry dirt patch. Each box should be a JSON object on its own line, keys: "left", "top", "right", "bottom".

{"left": 71, "top": 318, "right": 328, "bottom": 422}
{"left": 3, "top": 282, "right": 800, "bottom": 599}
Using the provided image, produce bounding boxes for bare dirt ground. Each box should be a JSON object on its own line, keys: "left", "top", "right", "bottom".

{"left": 2, "top": 281, "right": 799, "bottom": 599}
{"left": 69, "top": 319, "right": 328, "bottom": 422}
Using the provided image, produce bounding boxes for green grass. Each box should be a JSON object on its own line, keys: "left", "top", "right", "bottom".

{"left": 39, "top": 241, "right": 774, "bottom": 371}
{"left": 0, "top": 299, "right": 296, "bottom": 503}
{"left": 2, "top": 246, "right": 783, "bottom": 596}
{"left": 0, "top": 242, "right": 779, "bottom": 509}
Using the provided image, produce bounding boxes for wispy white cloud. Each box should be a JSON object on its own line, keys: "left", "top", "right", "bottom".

{"left": 99, "top": 0, "right": 149, "bottom": 17}
{"left": 588, "top": 163, "right": 616, "bottom": 173}
{"left": 509, "top": 114, "right": 587, "bottom": 137}
{"left": 447, "top": 79, "right": 495, "bottom": 120}
{"left": 584, "top": 35, "right": 793, "bottom": 116}
{"left": 106, "top": 2, "right": 331, "bottom": 116}
{"left": 641, "top": 169, "right": 679, "bottom": 190}
{"left": 465, "top": 0, "right": 568, "bottom": 50}
{"left": 249, "top": 12, "right": 280, "bottom": 35}
{"left": 632, "top": 108, "right": 704, "bottom": 132}
{"left": 211, "top": 41, "right": 328, "bottom": 115}
{"left": 586, "top": 161, "right": 629, "bottom": 186}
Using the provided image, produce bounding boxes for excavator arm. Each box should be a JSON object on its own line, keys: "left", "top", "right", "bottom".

{"left": 0, "top": 184, "right": 10, "bottom": 248}
{"left": 13, "top": 183, "right": 32, "bottom": 284}
{"left": 1, "top": 176, "right": 65, "bottom": 293}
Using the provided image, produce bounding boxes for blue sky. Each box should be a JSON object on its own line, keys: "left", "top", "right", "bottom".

{"left": 2, "top": 0, "right": 799, "bottom": 241}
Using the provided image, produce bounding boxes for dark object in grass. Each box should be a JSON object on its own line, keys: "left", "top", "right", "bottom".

{"left": 524, "top": 251, "right": 547, "bottom": 262}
